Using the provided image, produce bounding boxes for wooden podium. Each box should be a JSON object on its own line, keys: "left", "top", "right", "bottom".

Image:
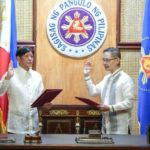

{"left": 24, "top": 89, "right": 62, "bottom": 143}
{"left": 41, "top": 105, "right": 102, "bottom": 134}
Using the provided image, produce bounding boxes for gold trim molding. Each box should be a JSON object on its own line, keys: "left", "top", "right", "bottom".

{"left": 87, "top": 110, "right": 101, "bottom": 116}
{"left": 49, "top": 110, "right": 69, "bottom": 116}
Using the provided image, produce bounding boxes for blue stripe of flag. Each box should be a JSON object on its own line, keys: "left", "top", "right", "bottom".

{"left": 10, "top": 0, "right": 17, "bottom": 68}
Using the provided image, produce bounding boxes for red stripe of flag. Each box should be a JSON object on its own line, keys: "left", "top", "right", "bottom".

{"left": 0, "top": 0, "right": 17, "bottom": 133}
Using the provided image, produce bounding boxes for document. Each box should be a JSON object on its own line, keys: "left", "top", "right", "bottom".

{"left": 31, "top": 89, "right": 62, "bottom": 107}
{"left": 75, "top": 96, "right": 100, "bottom": 109}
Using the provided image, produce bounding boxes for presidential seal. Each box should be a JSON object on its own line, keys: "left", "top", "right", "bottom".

{"left": 47, "top": 0, "right": 107, "bottom": 58}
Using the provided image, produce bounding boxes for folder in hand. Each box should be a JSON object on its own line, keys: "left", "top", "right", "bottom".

{"left": 75, "top": 96, "right": 100, "bottom": 109}
{"left": 31, "top": 89, "right": 62, "bottom": 107}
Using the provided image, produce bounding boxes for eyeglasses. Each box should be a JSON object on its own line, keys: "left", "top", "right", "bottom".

{"left": 102, "top": 58, "right": 117, "bottom": 62}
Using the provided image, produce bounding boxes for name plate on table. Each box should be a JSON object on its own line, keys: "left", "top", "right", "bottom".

{"left": 88, "top": 130, "right": 102, "bottom": 138}
{"left": 0, "top": 135, "right": 16, "bottom": 143}
{"left": 75, "top": 135, "right": 114, "bottom": 144}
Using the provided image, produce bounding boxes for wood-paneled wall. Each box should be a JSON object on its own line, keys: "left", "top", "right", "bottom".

{"left": 36, "top": 0, "right": 117, "bottom": 104}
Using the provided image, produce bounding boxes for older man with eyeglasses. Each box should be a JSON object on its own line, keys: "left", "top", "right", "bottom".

{"left": 84, "top": 47, "right": 135, "bottom": 134}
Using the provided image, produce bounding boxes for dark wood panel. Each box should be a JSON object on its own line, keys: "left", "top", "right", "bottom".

{"left": 81, "top": 119, "right": 102, "bottom": 134}
{"left": 41, "top": 105, "right": 102, "bottom": 134}
{"left": 46, "top": 119, "right": 74, "bottom": 134}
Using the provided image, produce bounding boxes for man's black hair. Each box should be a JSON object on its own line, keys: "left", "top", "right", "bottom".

{"left": 16, "top": 47, "right": 34, "bottom": 57}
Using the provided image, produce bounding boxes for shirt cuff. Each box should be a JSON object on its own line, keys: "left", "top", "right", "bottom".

{"left": 84, "top": 76, "right": 91, "bottom": 81}
{"left": 2, "top": 73, "right": 10, "bottom": 84}
{"left": 109, "top": 105, "right": 115, "bottom": 112}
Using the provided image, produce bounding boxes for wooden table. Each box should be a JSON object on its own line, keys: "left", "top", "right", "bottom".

{"left": 0, "top": 134, "right": 150, "bottom": 150}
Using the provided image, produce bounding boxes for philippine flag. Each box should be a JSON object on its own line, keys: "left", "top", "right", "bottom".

{"left": 0, "top": 0, "right": 17, "bottom": 133}
{"left": 138, "top": 0, "right": 150, "bottom": 135}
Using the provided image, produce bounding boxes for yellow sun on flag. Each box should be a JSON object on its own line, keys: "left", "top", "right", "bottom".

{"left": 140, "top": 55, "right": 150, "bottom": 84}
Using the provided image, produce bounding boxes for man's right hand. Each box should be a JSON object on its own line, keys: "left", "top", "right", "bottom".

{"left": 5, "top": 61, "right": 14, "bottom": 80}
{"left": 83, "top": 61, "right": 92, "bottom": 76}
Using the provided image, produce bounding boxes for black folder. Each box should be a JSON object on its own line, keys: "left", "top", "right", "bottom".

{"left": 31, "top": 89, "right": 62, "bottom": 107}
{"left": 75, "top": 96, "right": 100, "bottom": 109}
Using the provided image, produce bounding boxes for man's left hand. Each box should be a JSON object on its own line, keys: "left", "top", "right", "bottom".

{"left": 98, "top": 104, "right": 110, "bottom": 112}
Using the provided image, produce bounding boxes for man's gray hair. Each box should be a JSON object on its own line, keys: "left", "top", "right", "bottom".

{"left": 103, "top": 47, "right": 121, "bottom": 59}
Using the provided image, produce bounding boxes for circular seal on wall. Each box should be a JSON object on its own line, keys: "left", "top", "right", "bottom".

{"left": 47, "top": 0, "right": 107, "bottom": 58}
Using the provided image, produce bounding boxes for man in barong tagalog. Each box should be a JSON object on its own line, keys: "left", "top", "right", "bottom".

{"left": 83, "top": 47, "right": 135, "bottom": 134}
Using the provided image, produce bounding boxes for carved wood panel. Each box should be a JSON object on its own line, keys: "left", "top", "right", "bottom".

{"left": 41, "top": 105, "right": 102, "bottom": 134}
